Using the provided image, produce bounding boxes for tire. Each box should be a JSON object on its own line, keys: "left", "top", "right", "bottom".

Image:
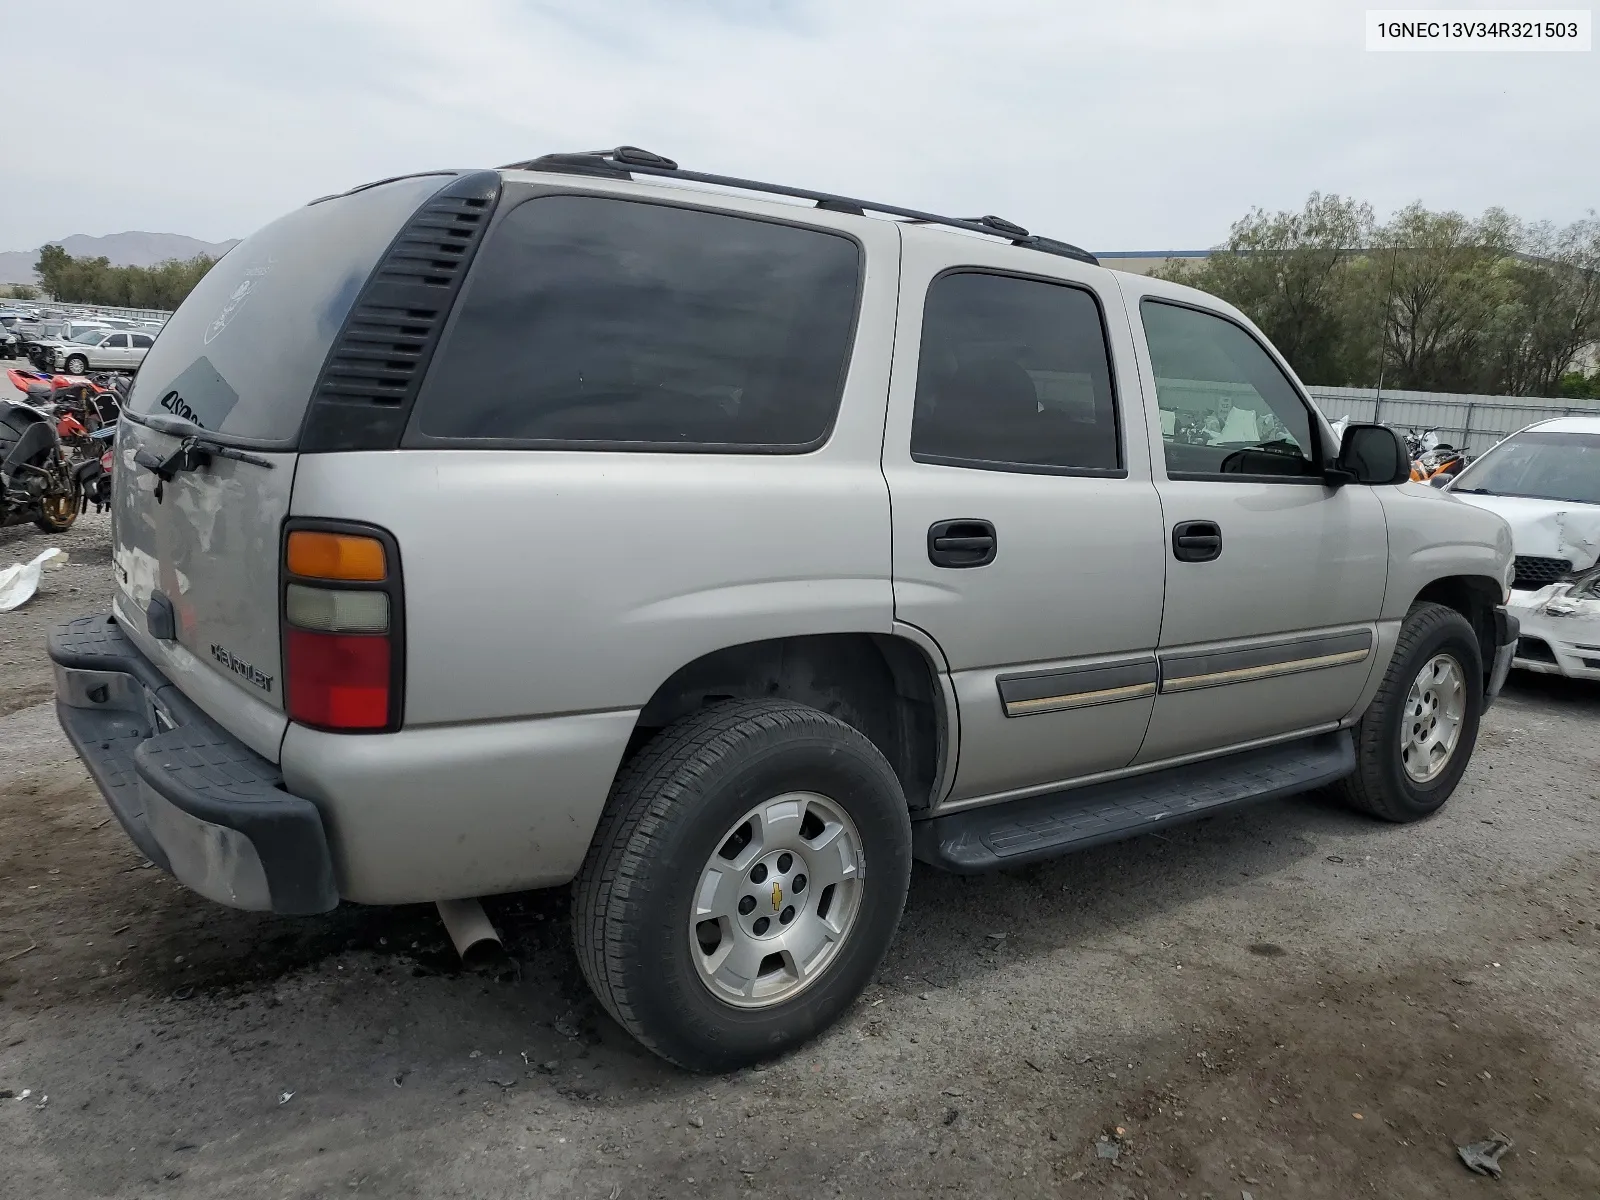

{"left": 1337, "top": 602, "right": 1483, "bottom": 822}
{"left": 64, "top": 355, "right": 87, "bottom": 375}
{"left": 33, "top": 473, "right": 82, "bottom": 534}
{"left": 572, "top": 698, "right": 913, "bottom": 1072}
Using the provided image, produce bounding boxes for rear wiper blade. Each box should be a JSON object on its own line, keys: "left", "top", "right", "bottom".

{"left": 133, "top": 422, "right": 274, "bottom": 499}
{"left": 133, "top": 413, "right": 274, "bottom": 477}
{"left": 135, "top": 437, "right": 275, "bottom": 483}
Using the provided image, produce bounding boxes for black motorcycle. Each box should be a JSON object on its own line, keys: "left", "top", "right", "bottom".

{"left": 0, "top": 397, "right": 82, "bottom": 533}
{"left": 73, "top": 424, "right": 118, "bottom": 513}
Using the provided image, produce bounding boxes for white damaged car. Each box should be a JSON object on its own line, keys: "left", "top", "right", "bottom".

{"left": 1447, "top": 416, "right": 1600, "bottom": 681}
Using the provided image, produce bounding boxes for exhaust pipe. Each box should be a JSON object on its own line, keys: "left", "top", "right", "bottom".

{"left": 435, "top": 898, "right": 506, "bottom": 970}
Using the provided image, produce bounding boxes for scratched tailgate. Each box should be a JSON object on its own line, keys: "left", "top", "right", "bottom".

{"left": 108, "top": 174, "right": 453, "bottom": 758}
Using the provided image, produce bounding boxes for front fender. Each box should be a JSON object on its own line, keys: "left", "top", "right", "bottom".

{"left": 1377, "top": 483, "right": 1512, "bottom": 620}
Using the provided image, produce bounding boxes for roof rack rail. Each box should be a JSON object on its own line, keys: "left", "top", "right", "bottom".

{"left": 498, "top": 147, "right": 1099, "bottom": 266}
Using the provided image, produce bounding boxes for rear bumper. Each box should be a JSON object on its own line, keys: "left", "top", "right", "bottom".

{"left": 1486, "top": 605, "right": 1520, "bottom": 705}
{"left": 48, "top": 614, "right": 338, "bottom": 915}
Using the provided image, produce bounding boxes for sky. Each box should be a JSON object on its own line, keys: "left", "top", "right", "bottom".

{"left": 2, "top": 0, "right": 1596, "bottom": 253}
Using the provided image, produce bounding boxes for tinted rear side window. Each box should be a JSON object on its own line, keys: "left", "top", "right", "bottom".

{"left": 911, "top": 271, "right": 1121, "bottom": 473}
{"left": 126, "top": 174, "right": 449, "bottom": 443}
{"left": 411, "top": 196, "right": 861, "bottom": 450}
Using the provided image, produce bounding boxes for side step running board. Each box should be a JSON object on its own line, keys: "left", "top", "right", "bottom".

{"left": 914, "top": 731, "right": 1355, "bottom": 873}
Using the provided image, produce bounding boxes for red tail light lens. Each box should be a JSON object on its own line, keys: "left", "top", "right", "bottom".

{"left": 285, "top": 629, "right": 390, "bottom": 729}
{"left": 282, "top": 522, "right": 403, "bottom": 733}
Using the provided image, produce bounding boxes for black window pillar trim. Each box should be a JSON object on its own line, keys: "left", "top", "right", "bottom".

{"left": 297, "top": 170, "right": 505, "bottom": 453}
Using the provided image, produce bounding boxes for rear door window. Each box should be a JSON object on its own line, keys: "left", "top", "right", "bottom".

{"left": 910, "top": 270, "right": 1122, "bottom": 473}
{"left": 410, "top": 196, "right": 862, "bottom": 451}
{"left": 125, "top": 173, "right": 450, "bottom": 444}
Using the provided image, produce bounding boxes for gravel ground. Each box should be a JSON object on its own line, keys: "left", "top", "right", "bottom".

{"left": 2, "top": 479, "right": 1599, "bottom": 1198}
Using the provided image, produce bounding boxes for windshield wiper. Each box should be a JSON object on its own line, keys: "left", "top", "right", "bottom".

{"left": 1452, "top": 487, "right": 1496, "bottom": 495}
{"left": 132, "top": 416, "right": 274, "bottom": 499}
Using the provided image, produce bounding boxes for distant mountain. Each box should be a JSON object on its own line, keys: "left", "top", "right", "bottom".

{"left": 0, "top": 232, "right": 240, "bottom": 284}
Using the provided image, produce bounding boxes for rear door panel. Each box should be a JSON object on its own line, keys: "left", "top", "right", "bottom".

{"left": 883, "top": 228, "right": 1167, "bottom": 805}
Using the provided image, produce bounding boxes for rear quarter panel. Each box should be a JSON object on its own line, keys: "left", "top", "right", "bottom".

{"left": 286, "top": 206, "right": 902, "bottom": 726}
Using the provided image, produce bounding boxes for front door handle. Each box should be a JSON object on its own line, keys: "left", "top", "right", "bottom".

{"left": 1172, "top": 520, "right": 1222, "bottom": 563}
{"left": 928, "top": 519, "right": 997, "bottom": 568}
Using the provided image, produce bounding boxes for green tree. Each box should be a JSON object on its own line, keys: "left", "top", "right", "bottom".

{"left": 1484, "top": 215, "right": 1600, "bottom": 397}
{"left": 6, "top": 283, "right": 39, "bottom": 301}
{"left": 1166, "top": 196, "right": 1599, "bottom": 397}
{"left": 1153, "top": 193, "right": 1376, "bottom": 385}
{"left": 33, "top": 244, "right": 216, "bottom": 310}
{"left": 1368, "top": 204, "right": 1513, "bottom": 393}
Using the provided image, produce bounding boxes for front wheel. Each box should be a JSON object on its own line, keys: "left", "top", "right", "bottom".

{"left": 572, "top": 699, "right": 913, "bottom": 1072}
{"left": 1337, "top": 602, "right": 1483, "bottom": 822}
{"left": 64, "top": 355, "right": 87, "bottom": 375}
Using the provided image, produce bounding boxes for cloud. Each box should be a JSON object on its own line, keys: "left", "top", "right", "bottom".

{"left": 1, "top": 0, "right": 1594, "bottom": 254}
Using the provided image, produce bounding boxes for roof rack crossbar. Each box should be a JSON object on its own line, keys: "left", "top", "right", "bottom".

{"left": 501, "top": 148, "right": 1098, "bottom": 265}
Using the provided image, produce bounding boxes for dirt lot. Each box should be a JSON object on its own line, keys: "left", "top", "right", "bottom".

{"left": 3, "top": 509, "right": 1599, "bottom": 1199}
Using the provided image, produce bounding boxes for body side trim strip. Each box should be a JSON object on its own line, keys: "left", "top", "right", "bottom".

{"left": 996, "top": 657, "right": 1158, "bottom": 717}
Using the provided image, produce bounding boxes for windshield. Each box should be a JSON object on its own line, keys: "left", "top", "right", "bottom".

{"left": 1452, "top": 430, "right": 1600, "bottom": 505}
{"left": 70, "top": 329, "right": 108, "bottom": 344}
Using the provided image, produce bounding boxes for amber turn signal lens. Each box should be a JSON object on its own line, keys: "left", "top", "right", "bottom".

{"left": 286, "top": 531, "right": 386, "bottom": 581}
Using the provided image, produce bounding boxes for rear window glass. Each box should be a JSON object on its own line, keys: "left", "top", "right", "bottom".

{"left": 411, "top": 196, "right": 861, "bottom": 450}
{"left": 126, "top": 174, "right": 449, "bottom": 443}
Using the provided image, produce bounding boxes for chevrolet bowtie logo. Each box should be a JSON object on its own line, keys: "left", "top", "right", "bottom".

{"left": 771, "top": 882, "right": 783, "bottom": 911}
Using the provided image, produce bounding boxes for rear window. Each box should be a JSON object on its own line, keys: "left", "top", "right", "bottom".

{"left": 410, "top": 195, "right": 861, "bottom": 450}
{"left": 126, "top": 174, "right": 450, "bottom": 444}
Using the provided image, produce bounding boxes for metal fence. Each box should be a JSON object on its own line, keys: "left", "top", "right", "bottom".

{"left": 1307, "top": 385, "right": 1600, "bottom": 456}
{"left": 3, "top": 298, "right": 172, "bottom": 323}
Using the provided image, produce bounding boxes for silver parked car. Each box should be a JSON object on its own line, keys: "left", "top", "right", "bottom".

{"left": 50, "top": 148, "right": 1518, "bottom": 1071}
{"left": 53, "top": 326, "right": 155, "bottom": 374}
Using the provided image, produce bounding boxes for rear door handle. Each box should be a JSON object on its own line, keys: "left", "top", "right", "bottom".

{"left": 1172, "top": 520, "right": 1222, "bottom": 563}
{"left": 928, "top": 519, "right": 997, "bottom": 568}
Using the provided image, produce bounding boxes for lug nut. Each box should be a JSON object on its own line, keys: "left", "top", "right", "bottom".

{"left": 779, "top": 906, "right": 796, "bottom": 925}
{"left": 776, "top": 852, "right": 793, "bottom": 873}
{"left": 792, "top": 874, "right": 806, "bottom": 893}
{"left": 750, "top": 863, "right": 768, "bottom": 884}
{"left": 738, "top": 896, "right": 756, "bottom": 915}
{"left": 753, "top": 916, "right": 770, "bottom": 936}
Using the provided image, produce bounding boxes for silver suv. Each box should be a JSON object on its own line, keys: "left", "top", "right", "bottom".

{"left": 50, "top": 148, "right": 1518, "bottom": 1071}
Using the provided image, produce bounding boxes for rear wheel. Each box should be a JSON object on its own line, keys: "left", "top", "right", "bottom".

{"left": 1337, "top": 602, "right": 1482, "bottom": 822}
{"left": 33, "top": 478, "right": 81, "bottom": 533}
{"left": 572, "top": 699, "right": 912, "bottom": 1072}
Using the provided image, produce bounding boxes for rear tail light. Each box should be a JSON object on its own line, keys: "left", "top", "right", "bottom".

{"left": 99, "top": 450, "right": 113, "bottom": 472}
{"left": 282, "top": 524, "right": 403, "bottom": 732}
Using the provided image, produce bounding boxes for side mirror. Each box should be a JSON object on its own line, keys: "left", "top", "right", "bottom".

{"left": 1327, "top": 423, "right": 1411, "bottom": 486}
